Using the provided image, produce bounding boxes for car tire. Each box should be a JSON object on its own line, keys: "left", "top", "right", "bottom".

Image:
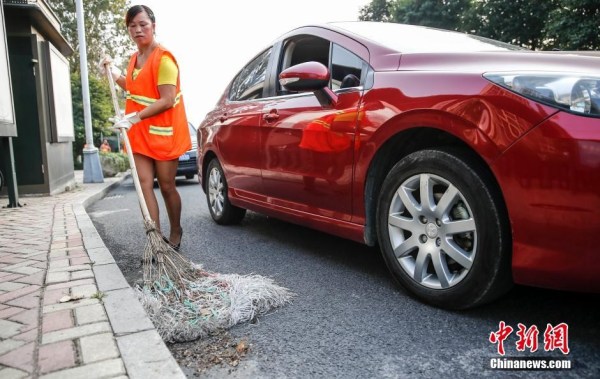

{"left": 205, "top": 159, "right": 246, "bottom": 225}
{"left": 376, "top": 148, "right": 512, "bottom": 309}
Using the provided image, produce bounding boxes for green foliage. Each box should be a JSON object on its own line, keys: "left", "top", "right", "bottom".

{"left": 71, "top": 72, "right": 119, "bottom": 161}
{"left": 359, "top": 0, "right": 393, "bottom": 21}
{"left": 50, "top": 0, "right": 132, "bottom": 74}
{"left": 391, "top": 0, "right": 471, "bottom": 31}
{"left": 99, "top": 152, "right": 130, "bottom": 177}
{"left": 360, "top": 0, "right": 600, "bottom": 50}
{"left": 545, "top": 0, "right": 600, "bottom": 50}
{"left": 465, "top": 0, "right": 558, "bottom": 50}
{"left": 51, "top": 1, "right": 129, "bottom": 166}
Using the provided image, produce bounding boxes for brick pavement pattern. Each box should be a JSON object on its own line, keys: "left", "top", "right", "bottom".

{"left": 0, "top": 174, "right": 184, "bottom": 379}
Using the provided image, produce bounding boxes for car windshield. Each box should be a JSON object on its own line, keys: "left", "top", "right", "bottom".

{"left": 331, "top": 21, "right": 525, "bottom": 53}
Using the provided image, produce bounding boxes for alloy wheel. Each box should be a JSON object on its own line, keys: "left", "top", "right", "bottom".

{"left": 387, "top": 173, "right": 477, "bottom": 290}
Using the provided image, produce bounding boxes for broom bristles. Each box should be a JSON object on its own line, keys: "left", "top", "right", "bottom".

{"left": 142, "top": 218, "right": 196, "bottom": 290}
{"left": 137, "top": 220, "right": 294, "bottom": 343}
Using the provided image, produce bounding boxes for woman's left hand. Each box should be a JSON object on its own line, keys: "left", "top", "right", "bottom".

{"left": 112, "top": 112, "right": 141, "bottom": 131}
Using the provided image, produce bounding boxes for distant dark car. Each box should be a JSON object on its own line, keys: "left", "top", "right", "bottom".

{"left": 176, "top": 122, "right": 198, "bottom": 180}
{"left": 197, "top": 21, "right": 600, "bottom": 309}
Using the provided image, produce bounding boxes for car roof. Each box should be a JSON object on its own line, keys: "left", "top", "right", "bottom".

{"left": 275, "top": 21, "right": 600, "bottom": 74}
{"left": 324, "top": 21, "right": 522, "bottom": 54}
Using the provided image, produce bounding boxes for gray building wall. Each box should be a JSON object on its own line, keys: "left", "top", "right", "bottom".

{"left": 2, "top": 1, "right": 75, "bottom": 195}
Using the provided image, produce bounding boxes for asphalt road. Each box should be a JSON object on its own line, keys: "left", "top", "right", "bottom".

{"left": 88, "top": 176, "right": 600, "bottom": 378}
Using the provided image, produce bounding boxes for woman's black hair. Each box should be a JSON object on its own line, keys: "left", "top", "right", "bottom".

{"left": 125, "top": 5, "right": 155, "bottom": 26}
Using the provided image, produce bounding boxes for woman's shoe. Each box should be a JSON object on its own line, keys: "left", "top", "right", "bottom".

{"left": 163, "top": 229, "right": 183, "bottom": 252}
{"left": 171, "top": 229, "right": 183, "bottom": 252}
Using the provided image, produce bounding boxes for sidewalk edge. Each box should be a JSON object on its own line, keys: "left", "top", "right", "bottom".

{"left": 74, "top": 173, "right": 185, "bottom": 379}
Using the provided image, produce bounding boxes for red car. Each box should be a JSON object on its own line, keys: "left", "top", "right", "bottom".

{"left": 197, "top": 22, "right": 600, "bottom": 309}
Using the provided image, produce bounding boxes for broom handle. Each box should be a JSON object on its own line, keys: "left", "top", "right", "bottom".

{"left": 104, "top": 62, "right": 153, "bottom": 223}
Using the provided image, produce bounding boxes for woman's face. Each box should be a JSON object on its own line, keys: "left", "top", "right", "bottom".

{"left": 127, "top": 11, "right": 155, "bottom": 47}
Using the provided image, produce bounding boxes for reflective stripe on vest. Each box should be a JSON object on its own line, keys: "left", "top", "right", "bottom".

{"left": 126, "top": 91, "right": 183, "bottom": 108}
{"left": 149, "top": 125, "right": 174, "bottom": 136}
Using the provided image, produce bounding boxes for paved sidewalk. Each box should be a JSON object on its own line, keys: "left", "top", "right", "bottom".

{"left": 0, "top": 171, "right": 184, "bottom": 379}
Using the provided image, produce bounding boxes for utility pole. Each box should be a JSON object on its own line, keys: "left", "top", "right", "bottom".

{"left": 75, "top": 0, "right": 104, "bottom": 183}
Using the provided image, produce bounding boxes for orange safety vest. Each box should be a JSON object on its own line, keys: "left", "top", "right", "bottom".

{"left": 125, "top": 45, "right": 191, "bottom": 160}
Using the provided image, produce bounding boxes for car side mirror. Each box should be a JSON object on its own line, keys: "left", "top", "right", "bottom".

{"left": 279, "top": 61, "right": 338, "bottom": 108}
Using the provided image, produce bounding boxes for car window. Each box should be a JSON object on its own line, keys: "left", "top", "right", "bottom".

{"left": 331, "top": 44, "right": 363, "bottom": 90}
{"left": 278, "top": 35, "right": 330, "bottom": 95}
{"left": 277, "top": 36, "right": 365, "bottom": 94}
{"left": 229, "top": 48, "right": 272, "bottom": 101}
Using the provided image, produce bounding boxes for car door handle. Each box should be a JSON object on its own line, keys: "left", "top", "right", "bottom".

{"left": 219, "top": 113, "right": 228, "bottom": 123}
{"left": 262, "top": 110, "right": 279, "bottom": 122}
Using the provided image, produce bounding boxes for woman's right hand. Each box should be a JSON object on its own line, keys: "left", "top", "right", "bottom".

{"left": 98, "top": 56, "right": 121, "bottom": 81}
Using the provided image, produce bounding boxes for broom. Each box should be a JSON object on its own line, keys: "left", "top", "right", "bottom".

{"left": 103, "top": 61, "right": 293, "bottom": 342}
{"left": 104, "top": 61, "right": 194, "bottom": 289}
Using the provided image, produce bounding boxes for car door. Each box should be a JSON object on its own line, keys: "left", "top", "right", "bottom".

{"left": 259, "top": 37, "right": 366, "bottom": 221}
{"left": 211, "top": 48, "right": 272, "bottom": 197}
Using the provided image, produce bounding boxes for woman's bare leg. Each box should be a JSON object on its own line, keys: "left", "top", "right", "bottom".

{"left": 155, "top": 158, "right": 182, "bottom": 245}
{"left": 133, "top": 154, "right": 160, "bottom": 232}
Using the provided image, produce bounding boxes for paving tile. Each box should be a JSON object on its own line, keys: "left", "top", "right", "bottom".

{"left": 12, "top": 328, "right": 38, "bottom": 343}
{"left": 71, "top": 284, "right": 98, "bottom": 298}
{"left": 0, "top": 306, "right": 25, "bottom": 319}
{"left": 48, "top": 264, "right": 90, "bottom": 273}
{"left": 0, "top": 319, "right": 24, "bottom": 339}
{"left": 103, "top": 288, "right": 154, "bottom": 335}
{"left": 0, "top": 339, "right": 25, "bottom": 356}
{"left": 94, "top": 264, "right": 129, "bottom": 292}
{"left": 0, "top": 273, "right": 24, "bottom": 282}
{"left": 0, "top": 261, "right": 32, "bottom": 270}
{"left": 43, "top": 288, "right": 69, "bottom": 306}
{"left": 118, "top": 330, "right": 185, "bottom": 378}
{"left": 70, "top": 257, "right": 91, "bottom": 265}
{"left": 0, "top": 366, "right": 29, "bottom": 379}
{"left": 46, "top": 278, "right": 94, "bottom": 291}
{"left": 38, "top": 340, "right": 76, "bottom": 375}
{"left": 46, "top": 272, "right": 69, "bottom": 284}
{"left": 48, "top": 259, "right": 69, "bottom": 270}
{"left": 42, "top": 309, "right": 73, "bottom": 333}
{"left": 75, "top": 303, "right": 107, "bottom": 325}
{"left": 48, "top": 251, "right": 67, "bottom": 259}
{"left": 67, "top": 249, "right": 87, "bottom": 258}
{"left": 80, "top": 333, "right": 120, "bottom": 363}
{"left": 42, "top": 321, "right": 112, "bottom": 345}
{"left": 8, "top": 307, "right": 38, "bottom": 328}
{"left": 67, "top": 240, "right": 83, "bottom": 248}
{"left": 70, "top": 270, "right": 94, "bottom": 280}
{"left": 50, "top": 242, "right": 67, "bottom": 250}
{"left": 0, "top": 281, "right": 28, "bottom": 292}
{"left": 43, "top": 298, "right": 99, "bottom": 313}
{"left": 31, "top": 262, "right": 47, "bottom": 269}
{"left": 6, "top": 289, "right": 41, "bottom": 309}
{"left": 86, "top": 247, "right": 115, "bottom": 266}
{"left": 3, "top": 266, "right": 41, "bottom": 275}
{"left": 0, "top": 256, "right": 25, "bottom": 264}
{"left": 0, "top": 342, "right": 34, "bottom": 373}
{"left": 26, "top": 253, "right": 48, "bottom": 262}
{"left": 0, "top": 285, "right": 40, "bottom": 303}
{"left": 14, "top": 271, "right": 45, "bottom": 285}
{"left": 39, "top": 358, "right": 125, "bottom": 379}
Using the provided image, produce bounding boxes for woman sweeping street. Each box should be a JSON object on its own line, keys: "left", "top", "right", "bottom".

{"left": 101, "top": 4, "right": 190, "bottom": 251}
